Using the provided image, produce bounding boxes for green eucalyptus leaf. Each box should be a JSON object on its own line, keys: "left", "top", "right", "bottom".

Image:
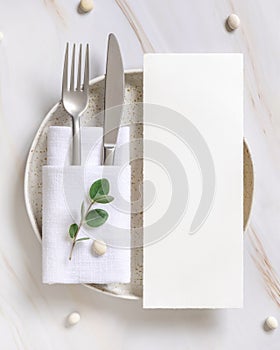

{"left": 69, "top": 223, "right": 78, "bottom": 239}
{"left": 95, "top": 195, "right": 114, "bottom": 204}
{"left": 89, "top": 179, "right": 110, "bottom": 200}
{"left": 85, "top": 209, "right": 108, "bottom": 227}
{"left": 76, "top": 237, "right": 90, "bottom": 242}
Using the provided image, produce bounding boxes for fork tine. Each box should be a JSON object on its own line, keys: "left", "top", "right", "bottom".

{"left": 83, "top": 44, "right": 89, "bottom": 92}
{"left": 62, "top": 42, "right": 69, "bottom": 94}
{"left": 70, "top": 43, "right": 76, "bottom": 91}
{"left": 77, "top": 44, "right": 82, "bottom": 90}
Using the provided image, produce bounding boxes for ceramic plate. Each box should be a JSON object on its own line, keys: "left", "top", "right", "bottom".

{"left": 24, "top": 70, "right": 254, "bottom": 300}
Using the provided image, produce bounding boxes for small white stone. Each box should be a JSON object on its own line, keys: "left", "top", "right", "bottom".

{"left": 79, "top": 0, "right": 94, "bottom": 13}
{"left": 0, "top": 32, "right": 4, "bottom": 41}
{"left": 92, "top": 240, "right": 107, "bottom": 256}
{"left": 67, "top": 312, "right": 80, "bottom": 326}
{"left": 227, "top": 14, "right": 240, "bottom": 30}
{"left": 265, "top": 316, "right": 278, "bottom": 330}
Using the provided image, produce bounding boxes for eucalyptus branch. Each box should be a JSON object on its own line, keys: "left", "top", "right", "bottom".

{"left": 68, "top": 200, "right": 95, "bottom": 261}
{"left": 68, "top": 178, "right": 114, "bottom": 261}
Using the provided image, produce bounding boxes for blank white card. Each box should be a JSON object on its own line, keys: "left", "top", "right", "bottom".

{"left": 143, "top": 54, "right": 243, "bottom": 308}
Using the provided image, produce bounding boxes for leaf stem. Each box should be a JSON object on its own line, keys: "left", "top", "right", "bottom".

{"left": 68, "top": 201, "right": 95, "bottom": 260}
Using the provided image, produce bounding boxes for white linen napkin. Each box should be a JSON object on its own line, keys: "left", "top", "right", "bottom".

{"left": 42, "top": 126, "right": 131, "bottom": 284}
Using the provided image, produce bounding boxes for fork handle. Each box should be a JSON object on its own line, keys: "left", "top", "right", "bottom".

{"left": 72, "top": 117, "right": 81, "bottom": 165}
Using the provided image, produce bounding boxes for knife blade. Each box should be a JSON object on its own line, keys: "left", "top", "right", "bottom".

{"left": 103, "top": 33, "right": 124, "bottom": 165}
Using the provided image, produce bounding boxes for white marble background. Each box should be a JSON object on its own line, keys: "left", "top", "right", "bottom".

{"left": 0, "top": 0, "right": 279, "bottom": 349}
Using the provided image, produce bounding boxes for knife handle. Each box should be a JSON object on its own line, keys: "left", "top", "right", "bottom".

{"left": 104, "top": 147, "right": 115, "bottom": 165}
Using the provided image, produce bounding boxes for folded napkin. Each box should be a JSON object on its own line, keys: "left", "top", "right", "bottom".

{"left": 42, "top": 126, "right": 131, "bottom": 284}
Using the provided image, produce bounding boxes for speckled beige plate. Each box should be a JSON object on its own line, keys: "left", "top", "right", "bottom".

{"left": 24, "top": 70, "right": 254, "bottom": 300}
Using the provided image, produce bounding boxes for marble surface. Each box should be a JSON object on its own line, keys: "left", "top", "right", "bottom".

{"left": 0, "top": 0, "right": 279, "bottom": 348}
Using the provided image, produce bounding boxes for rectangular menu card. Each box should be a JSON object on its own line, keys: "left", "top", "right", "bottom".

{"left": 143, "top": 54, "right": 243, "bottom": 308}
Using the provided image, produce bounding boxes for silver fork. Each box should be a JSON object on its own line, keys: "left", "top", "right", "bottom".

{"left": 62, "top": 43, "right": 89, "bottom": 165}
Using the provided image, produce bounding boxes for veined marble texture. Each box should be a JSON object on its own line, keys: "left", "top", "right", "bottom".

{"left": 0, "top": 0, "right": 279, "bottom": 349}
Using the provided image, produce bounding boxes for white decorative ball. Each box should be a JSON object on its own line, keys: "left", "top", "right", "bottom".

{"left": 227, "top": 14, "right": 240, "bottom": 30}
{"left": 67, "top": 312, "right": 81, "bottom": 326}
{"left": 265, "top": 316, "right": 278, "bottom": 330}
{"left": 79, "top": 0, "right": 94, "bottom": 13}
{"left": 92, "top": 240, "right": 107, "bottom": 256}
{"left": 0, "top": 32, "right": 4, "bottom": 41}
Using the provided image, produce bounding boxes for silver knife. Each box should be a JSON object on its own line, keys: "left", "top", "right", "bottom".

{"left": 103, "top": 33, "right": 124, "bottom": 165}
